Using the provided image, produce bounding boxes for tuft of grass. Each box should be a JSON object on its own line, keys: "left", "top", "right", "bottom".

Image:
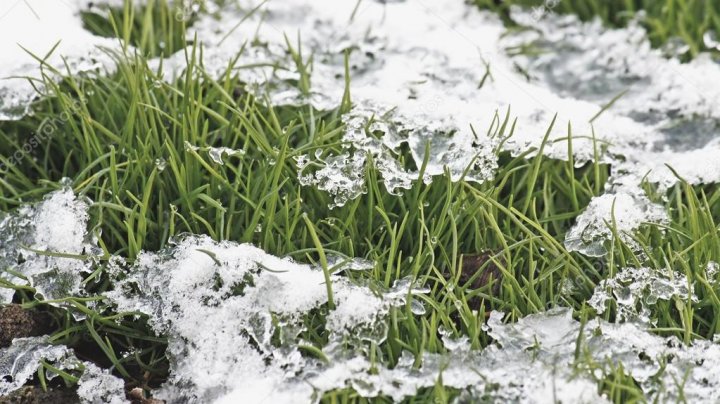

{"left": 80, "top": 0, "right": 196, "bottom": 57}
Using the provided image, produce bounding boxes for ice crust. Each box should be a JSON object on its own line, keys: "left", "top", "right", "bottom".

{"left": 0, "top": 337, "right": 71, "bottom": 396}
{"left": 588, "top": 266, "right": 696, "bottom": 324}
{"left": 0, "top": 336, "right": 126, "bottom": 403}
{"left": 564, "top": 190, "right": 668, "bottom": 257}
{"left": 0, "top": 187, "right": 98, "bottom": 303}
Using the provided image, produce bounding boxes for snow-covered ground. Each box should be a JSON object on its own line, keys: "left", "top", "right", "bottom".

{"left": 2, "top": 0, "right": 720, "bottom": 402}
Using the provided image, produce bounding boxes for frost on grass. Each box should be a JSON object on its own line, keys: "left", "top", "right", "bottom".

{"left": 0, "top": 1, "right": 125, "bottom": 120}
{"left": 0, "top": 187, "right": 98, "bottom": 303}
{"left": 588, "top": 266, "right": 696, "bottom": 324}
{"left": 0, "top": 336, "right": 126, "bottom": 403}
{"left": 564, "top": 191, "right": 668, "bottom": 257}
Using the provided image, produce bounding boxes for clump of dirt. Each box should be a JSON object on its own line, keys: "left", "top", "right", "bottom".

{"left": 458, "top": 252, "right": 504, "bottom": 311}
{"left": 0, "top": 305, "right": 53, "bottom": 348}
{"left": 128, "top": 387, "right": 165, "bottom": 404}
{"left": 0, "top": 386, "right": 79, "bottom": 404}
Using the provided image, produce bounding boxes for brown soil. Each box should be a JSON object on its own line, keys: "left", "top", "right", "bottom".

{"left": 0, "top": 305, "right": 53, "bottom": 348}
{"left": 0, "top": 386, "right": 79, "bottom": 404}
{"left": 458, "top": 252, "right": 504, "bottom": 311}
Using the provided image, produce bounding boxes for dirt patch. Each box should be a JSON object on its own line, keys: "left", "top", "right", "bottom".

{"left": 0, "top": 386, "right": 79, "bottom": 404}
{"left": 0, "top": 305, "right": 53, "bottom": 348}
{"left": 458, "top": 252, "right": 504, "bottom": 311}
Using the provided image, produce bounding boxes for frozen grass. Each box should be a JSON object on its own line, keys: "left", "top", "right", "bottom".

{"left": 475, "top": 0, "right": 720, "bottom": 60}
{"left": 1, "top": 0, "right": 720, "bottom": 402}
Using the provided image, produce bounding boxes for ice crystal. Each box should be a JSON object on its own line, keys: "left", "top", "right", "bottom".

{"left": 588, "top": 266, "right": 696, "bottom": 323}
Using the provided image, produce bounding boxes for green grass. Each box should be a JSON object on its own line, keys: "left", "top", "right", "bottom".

{"left": 474, "top": 0, "right": 720, "bottom": 60}
{"left": 1, "top": 0, "right": 720, "bottom": 402}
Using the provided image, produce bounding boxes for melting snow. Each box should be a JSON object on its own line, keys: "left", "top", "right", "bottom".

{"left": 155, "top": 0, "right": 650, "bottom": 206}
{"left": 588, "top": 266, "right": 696, "bottom": 324}
{"left": 0, "top": 337, "right": 71, "bottom": 396}
{"left": 0, "top": 186, "right": 98, "bottom": 303}
{"left": 4, "top": 0, "right": 720, "bottom": 402}
{"left": 105, "top": 234, "right": 430, "bottom": 402}
{"left": 0, "top": 336, "right": 126, "bottom": 403}
{"left": 0, "top": 0, "right": 125, "bottom": 120}
{"left": 564, "top": 190, "right": 668, "bottom": 257}
{"left": 102, "top": 234, "right": 720, "bottom": 403}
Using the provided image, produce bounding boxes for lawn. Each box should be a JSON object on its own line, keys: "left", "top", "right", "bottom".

{"left": 1, "top": 0, "right": 720, "bottom": 403}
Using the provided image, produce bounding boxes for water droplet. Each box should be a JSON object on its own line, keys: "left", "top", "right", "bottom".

{"left": 155, "top": 157, "right": 167, "bottom": 172}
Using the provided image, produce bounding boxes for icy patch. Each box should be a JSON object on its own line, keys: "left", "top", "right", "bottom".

{"left": 0, "top": 1, "right": 125, "bottom": 120}
{"left": 7, "top": 307, "right": 720, "bottom": 403}
{"left": 155, "top": 0, "right": 660, "bottom": 205}
{"left": 298, "top": 152, "right": 368, "bottom": 208}
{"left": 588, "top": 266, "right": 696, "bottom": 324}
{"left": 106, "top": 234, "right": 431, "bottom": 402}
{"left": 0, "top": 336, "right": 126, "bottom": 403}
{"left": 76, "top": 362, "right": 127, "bottom": 404}
{"left": 485, "top": 308, "right": 720, "bottom": 403}
{"left": 564, "top": 191, "right": 668, "bottom": 257}
{"left": 507, "top": 12, "right": 720, "bottom": 139}
{"left": 505, "top": 10, "right": 720, "bottom": 188}
{"left": 104, "top": 233, "right": 720, "bottom": 402}
{"left": 0, "top": 337, "right": 71, "bottom": 395}
{"left": 0, "top": 186, "right": 98, "bottom": 303}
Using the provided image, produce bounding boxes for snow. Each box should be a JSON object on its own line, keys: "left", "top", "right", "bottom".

{"left": 0, "top": 186, "right": 98, "bottom": 303}
{"left": 143, "top": 0, "right": 720, "bottom": 222}
{"left": 76, "top": 362, "right": 127, "bottom": 404}
{"left": 3, "top": 0, "right": 720, "bottom": 402}
{"left": 564, "top": 191, "right": 668, "bottom": 257}
{"left": 0, "top": 336, "right": 126, "bottom": 403}
{"left": 0, "top": 0, "right": 123, "bottom": 120}
{"left": 105, "top": 234, "right": 429, "bottom": 402}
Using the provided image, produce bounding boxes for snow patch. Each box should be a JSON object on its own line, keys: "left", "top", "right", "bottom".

{"left": 0, "top": 1, "right": 125, "bottom": 120}
{"left": 0, "top": 336, "right": 126, "bottom": 403}
{"left": 0, "top": 186, "right": 98, "bottom": 303}
{"left": 564, "top": 191, "right": 668, "bottom": 257}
